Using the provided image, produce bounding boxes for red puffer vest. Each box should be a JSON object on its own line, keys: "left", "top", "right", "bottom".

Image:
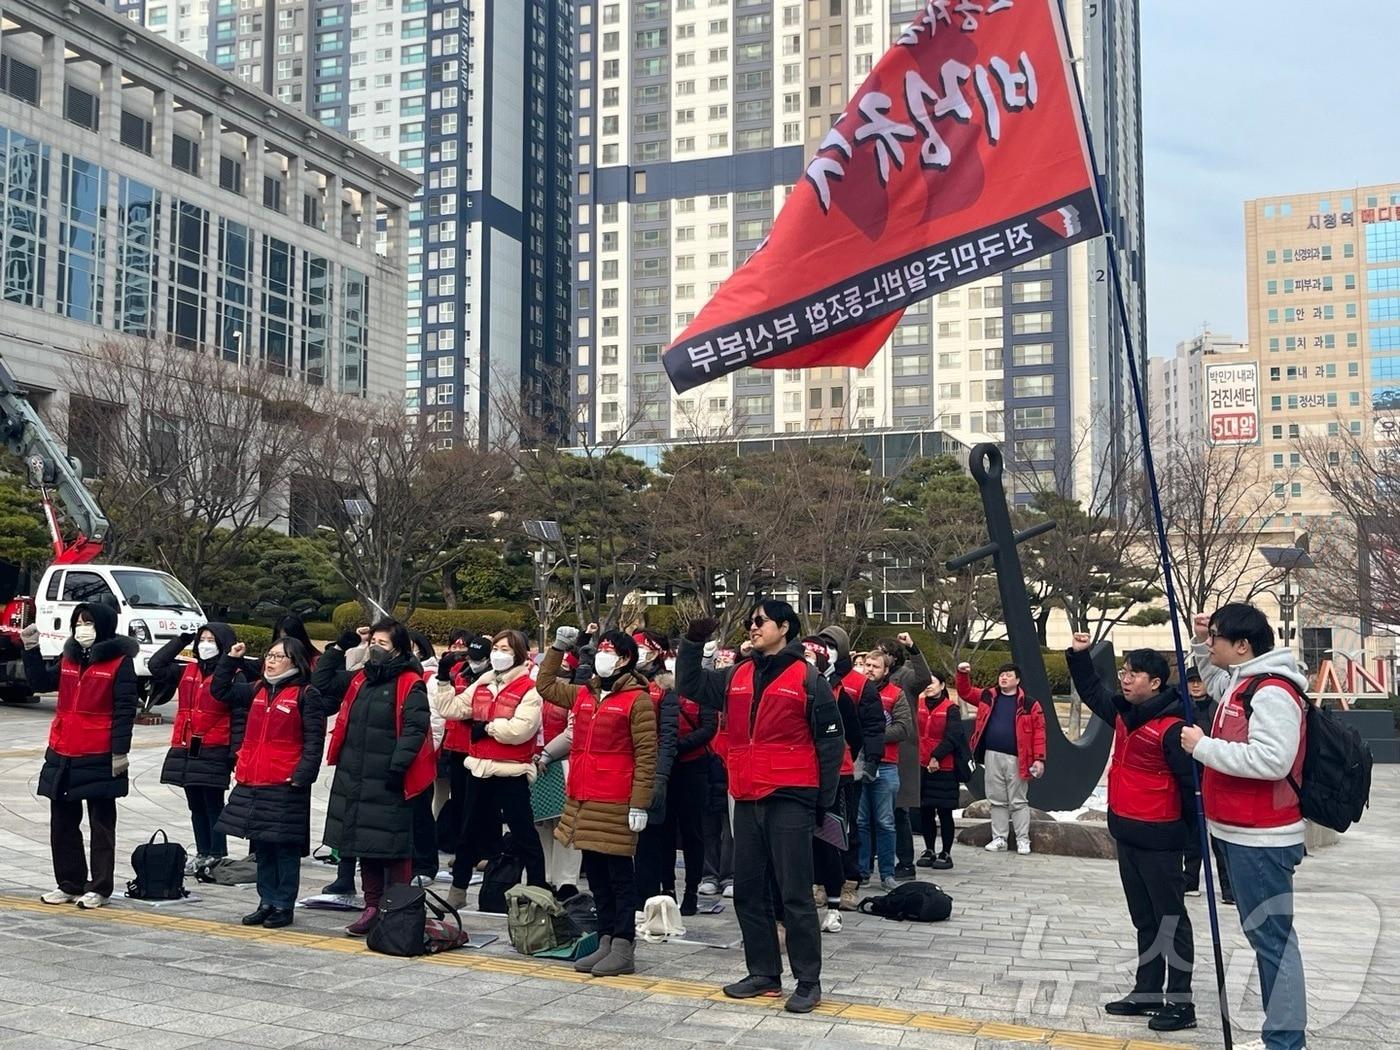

{"left": 1203, "top": 675, "right": 1307, "bottom": 829}
{"left": 677, "top": 695, "right": 710, "bottom": 763}
{"left": 442, "top": 665, "right": 474, "bottom": 754}
{"left": 541, "top": 700, "right": 569, "bottom": 749}
{"left": 917, "top": 697, "right": 956, "bottom": 771}
{"left": 235, "top": 682, "right": 306, "bottom": 787}
{"left": 567, "top": 687, "right": 644, "bottom": 804}
{"left": 724, "top": 659, "right": 819, "bottom": 801}
{"left": 170, "top": 662, "right": 232, "bottom": 749}
{"left": 1108, "top": 715, "right": 1183, "bottom": 822}
{"left": 50, "top": 656, "right": 124, "bottom": 757}
{"left": 877, "top": 682, "right": 903, "bottom": 763}
{"left": 328, "top": 670, "right": 437, "bottom": 799}
{"left": 470, "top": 672, "right": 537, "bottom": 764}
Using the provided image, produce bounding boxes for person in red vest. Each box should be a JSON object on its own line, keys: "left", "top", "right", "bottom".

{"left": 312, "top": 619, "right": 434, "bottom": 936}
{"left": 428, "top": 632, "right": 490, "bottom": 861}
{"left": 1180, "top": 604, "right": 1309, "bottom": 1050}
{"left": 630, "top": 628, "right": 684, "bottom": 908}
{"left": 914, "top": 671, "right": 968, "bottom": 871}
{"left": 20, "top": 603, "right": 138, "bottom": 910}
{"left": 535, "top": 627, "right": 657, "bottom": 976}
{"left": 1067, "top": 634, "right": 1198, "bottom": 1033}
{"left": 148, "top": 622, "right": 256, "bottom": 873}
{"left": 955, "top": 660, "right": 1047, "bottom": 854}
{"left": 676, "top": 601, "right": 845, "bottom": 1015}
{"left": 432, "top": 628, "right": 547, "bottom": 910}
{"left": 213, "top": 637, "right": 327, "bottom": 927}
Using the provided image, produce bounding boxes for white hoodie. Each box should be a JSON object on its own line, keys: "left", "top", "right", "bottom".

{"left": 1191, "top": 641, "right": 1308, "bottom": 848}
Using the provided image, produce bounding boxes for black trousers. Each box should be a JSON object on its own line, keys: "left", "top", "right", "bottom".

{"left": 185, "top": 786, "right": 227, "bottom": 858}
{"left": 411, "top": 788, "right": 438, "bottom": 877}
{"left": 1184, "top": 833, "right": 1233, "bottom": 897}
{"left": 895, "top": 806, "right": 915, "bottom": 868}
{"left": 814, "top": 779, "right": 858, "bottom": 895}
{"left": 919, "top": 805, "right": 956, "bottom": 854}
{"left": 733, "top": 796, "right": 822, "bottom": 983}
{"left": 703, "top": 803, "right": 733, "bottom": 885}
{"left": 435, "top": 751, "right": 470, "bottom": 854}
{"left": 582, "top": 849, "right": 637, "bottom": 941}
{"left": 839, "top": 781, "right": 861, "bottom": 882}
{"left": 637, "top": 759, "right": 708, "bottom": 900}
{"left": 1117, "top": 841, "right": 1194, "bottom": 1003}
{"left": 51, "top": 797, "right": 117, "bottom": 897}
{"left": 451, "top": 772, "right": 545, "bottom": 889}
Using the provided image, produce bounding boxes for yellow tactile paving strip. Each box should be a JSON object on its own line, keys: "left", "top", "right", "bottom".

{"left": 0, "top": 894, "right": 1192, "bottom": 1050}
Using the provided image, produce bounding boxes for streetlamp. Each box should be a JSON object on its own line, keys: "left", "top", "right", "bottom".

{"left": 1260, "top": 534, "right": 1314, "bottom": 662}
{"left": 524, "top": 519, "right": 563, "bottom": 649}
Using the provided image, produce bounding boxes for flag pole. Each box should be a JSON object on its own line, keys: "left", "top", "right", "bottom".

{"left": 1055, "top": 3, "right": 1233, "bottom": 1044}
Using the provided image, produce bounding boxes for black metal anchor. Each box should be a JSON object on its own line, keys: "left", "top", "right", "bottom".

{"left": 946, "top": 443, "right": 1113, "bottom": 810}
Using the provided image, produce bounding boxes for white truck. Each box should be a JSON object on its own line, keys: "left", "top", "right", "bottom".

{"left": 1, "top": 353, "right": 205, "bottom": 699}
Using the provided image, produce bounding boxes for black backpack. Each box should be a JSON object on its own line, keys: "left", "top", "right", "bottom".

{"left": 857, "top": 882, "right": 952, "bottom": 922}
{"left": 1239, "top": 675, "right": 1373, "bottom": 833}
{"left": 367, "top": 884, "right": 468, "bottom": 957}
{"left": 478, "top": 839, "right": 526, "bottom": 914}
{"left": 127, "top": 830, "right": 189, "bottom": 901}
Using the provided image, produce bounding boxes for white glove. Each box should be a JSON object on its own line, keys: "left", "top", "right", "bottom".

{"left": 112, "top": 754, "right": 130, "bottom": 777}
{"left": 553, "top": 626, "right": 579, "bottom": 651}
{"left": 628, "top": 808, "right": 648, "bottom": 832}
{"left": 702, "top": 640, "right": 718, "bottom": 659}
{"left": 19, "top": 624, "right": 40, "bottom": 650}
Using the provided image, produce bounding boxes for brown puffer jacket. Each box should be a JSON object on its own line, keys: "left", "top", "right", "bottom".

{"left": 535, "top": 646, "right": 657, "bottom": 857}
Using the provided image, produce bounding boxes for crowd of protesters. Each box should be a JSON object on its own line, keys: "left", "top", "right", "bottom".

{"left": 16, "top": 597, "right": 1310, "bottom": 1045}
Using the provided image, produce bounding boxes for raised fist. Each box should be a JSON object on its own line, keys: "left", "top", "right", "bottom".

{"left": 1192, "top": 614, "right": 1211, "bottom": 643}
{"left": 896, "top": 632, "right": 914, "bottom": 648}
{"left": 585, "top": 622, "right": 599, "bottom": 636}
{"left": 957, "top": 661, "right": 971, "bottom": 673}
{"left": 685, "top": 617, "right": 719, "bottom": 643}
{"left": 1070, "top": 632, "right": 1091, "bottom": 652}
{"left": 229, "top": 642, "right": 247, "bottom": 659}
{"left": 19, "top": 623, "right": 40, "bottom": 650}
{"left": 553, "top": 626, "right": 579, "bottom": 651}
{"left": 356, "top": 626, "right": 372, "bottom": 642}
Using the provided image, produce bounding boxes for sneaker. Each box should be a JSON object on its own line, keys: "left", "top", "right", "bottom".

{"left": 880, "top": 876, "right": 899, "bottom": 891}
{"left": 1221, "top": 891, "right": 1236, "bottom": 906}
{"left": 1104, "top": 995, "right": 1164, "bottom": 1016}
{"left": 915, "top": 850, "right": 935, "bottom": 868}
{"left": 930, "top": 851, "right": 953, "bottom": 870}
{"left": 40, "top": 889, "right": 76, "bottom": 905}
{"left": 1231, "top": 1040, "right": 1266, "bottom": 1050}
{"left": 893, "top": 863, "right": 917, "bottom": 881}
{"left": 698, "top": 879, "right": 720, "bottom": 896}
{"left": 821, "top": 909, "right": 843, "bottom": 933}
{"left": 184, "top": 855, "right": 200, "bottom": 877}
{"left": 1016, "top": 839, "right": 1032, "bottom": 855}
{"left": 75, "top": 892, "right": 109, "bottom": 910}
{"left": 722, "top": 974, "right": 782, "bottom": 999}
{"left": 721, "top": 883, "right": 734, "bottom": 899}
{"left": 784, "top": 980, "right": 822, "bottom": 1014}
{"left": 812, "top": 884, "right": 828, "bottom": 908}
{"left": 1148, "top": 1004, "right": 1197, "bottom": 1032}
{"left": 1184, "top": 887, "right": 1202, "bottom": 897}
{"left": 985, "top": 837, "right": 1008, "bottom": 852}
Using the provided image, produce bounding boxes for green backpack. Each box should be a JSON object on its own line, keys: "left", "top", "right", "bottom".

{"left": 505, "top": 884, "right": 582, "bottom": 955}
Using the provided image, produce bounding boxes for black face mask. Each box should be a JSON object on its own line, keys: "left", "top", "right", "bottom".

{"left": 367, "top": 646, "right": 391, "bottom": 666}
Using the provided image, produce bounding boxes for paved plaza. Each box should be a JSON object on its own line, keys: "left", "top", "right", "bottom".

{"left": 0, "top": 700, "right": 1392, "bottom": 1050}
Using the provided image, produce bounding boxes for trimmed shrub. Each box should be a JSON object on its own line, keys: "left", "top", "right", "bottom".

{"left": 228, "top": 624, "right": 273, "bottom": 657}
{"left": 331, "top": 601, "right": 531, "bottom": 643}
{"left": 303, "top": 620, "right": 337, "bottom": 641}
{"left": 643, "top": 604, "right": 683, "bottom": 640}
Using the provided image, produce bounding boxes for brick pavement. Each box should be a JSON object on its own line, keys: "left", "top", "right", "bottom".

{"left": 0, "top": 699, "right": 1393, "bottom": 1049}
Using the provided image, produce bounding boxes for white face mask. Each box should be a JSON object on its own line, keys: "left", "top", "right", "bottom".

{"left": 594, "top": 651, "right": 620, "bottom": 678}
{"left": 489, "top": 650, "right": 514, "bottom": 673}
{"left": 636, "top": 646, "right": 654, "bottom": 667}
{"left": 197, "top": 641, "right": 220, "bottom": 661}
{"left": 74, "top": 624, "right": 97, "bottom": 647}
{"left": 469, "top": 658, "right": 489, "bottom": 674}
{"left": 664, "top": 657, "right": 676, "bottom": 673}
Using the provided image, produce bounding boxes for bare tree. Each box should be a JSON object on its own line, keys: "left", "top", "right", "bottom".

{"left": 1156, "top": 432, "right": 1292, "bottom": 623}
{"left": 295, "top": 399, "right": 510, "bottom": 621}
{"left": 61, "top": 339, "right": 306, "bottom": 593}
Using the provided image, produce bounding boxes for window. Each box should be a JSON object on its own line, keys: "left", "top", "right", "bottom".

{"left": 1011, "top": 280, "right": 1053, "bottom": 304}
{"left": 1012, "top": 374, "right": 1054, "bottom": 398}
{"left": 893, "top": 354, "right": 928, "bottom": 377}
{"left": 1012, "top": 406, "right": 1055, "bottom": 429}
{"left": 62, "top": 571, "right": 115, "bottom": 604}
{"left": 893, "top": 387, "right": 926, "bottom": 408}
{"left": 58, "top": 155, "right": 107, "bottom": 324}
{"left": 1011, "top": 312, "right": 1053, "bottom": 335}
{"left": 1012, "top": 343, "right": 1053, "bottom": 367}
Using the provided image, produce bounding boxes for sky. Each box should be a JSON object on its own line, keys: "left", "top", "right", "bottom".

{"left": 1140, "top": 3, "right": 1400, "bottom": 359}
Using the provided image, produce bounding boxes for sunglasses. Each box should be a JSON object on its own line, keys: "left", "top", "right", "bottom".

{"left": 749, "top": 615, "right": 769, "bottom": 628}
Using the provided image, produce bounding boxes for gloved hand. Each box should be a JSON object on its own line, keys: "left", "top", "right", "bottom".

{"left": 553, "top": 626, "right": 579, "bottom": 651}
{"left": 702, "top": 640, "right": 718, "bottom": 659}
{"left": 112, "top": 754, "right": 130, "bottom": 778}
{"left": 470, "top": 721, "right": 489, "bottom": 743}
{"left": 437, "top": 651, "right": 464, "bottom": 681}
{"left": 336, "top": 630, "right": 360, "bottom": 652}
{"left": 814, "top": 805, "right": 827, "bottom": 829}
{"left": 686, "top": 617, "right": 719, "bottom": 643}
{"left": 649, "top": 776, "right": 668, "bottom": 822}
{"left": 854, "top": 756, "right": 876, "bottom": 784}
{"left": 384, "top": 768, "right": 404, "bottom": 793}
{"left": 19, "top": 624, "right": 40, "bottom": 650}
{"left": 628, "top": 808, "right": 648, "bottom": 832}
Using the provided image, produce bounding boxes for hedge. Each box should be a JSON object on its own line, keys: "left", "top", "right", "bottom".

{"left": 228, "top": 624, "right": 273, "bottom": 657}
{"left": 330, "top": 601, "right": 531, "bottom": 643}
{"left": 642, "top": 604, "right": 683, "bottom": 639}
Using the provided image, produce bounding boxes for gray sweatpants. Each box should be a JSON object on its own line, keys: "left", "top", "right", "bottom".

{"left": 983, "top": 750, "right": 1030, "bottom": 843}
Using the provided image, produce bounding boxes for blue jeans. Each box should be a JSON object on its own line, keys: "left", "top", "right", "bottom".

{"left": 1219, "top": 840, "right": 1307, "bottom": 1050}
{"left": 857, "top": 763, "right": 900, "bottom": 881}
{"left": 253, "top": 840, "right": 301, "bottom": 911}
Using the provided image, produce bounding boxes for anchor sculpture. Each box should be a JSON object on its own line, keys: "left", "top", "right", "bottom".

{"left": 947, "top": 443, "right": 1114, "bottom": 810}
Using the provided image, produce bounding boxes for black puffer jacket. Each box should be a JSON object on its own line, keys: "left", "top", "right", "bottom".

{"left": 23, "top": 603, "right": 139, "bottom": 802}
{"left": 211, "top": 657, "right": 327, "bottom": 853}
{"left": 313, "top": 646, "right": 430, "bottom": 859}
{"left": 150, "top": 623, "right": 255, "bottom": 790}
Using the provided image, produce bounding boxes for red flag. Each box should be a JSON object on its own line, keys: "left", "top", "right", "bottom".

{"left": 664, "top": 0, "right": 1101, "bottom": 394}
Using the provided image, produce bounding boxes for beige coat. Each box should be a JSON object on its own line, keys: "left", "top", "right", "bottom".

{"left": 534, "top": 647, "right": 657, "bottom": 857}
{"left": 431, "top": 663, "right": 542, "bottom": 782}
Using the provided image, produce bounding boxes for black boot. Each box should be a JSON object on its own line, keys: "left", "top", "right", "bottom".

{"left": 322, "top": 855, "right": 357, "bottom": 896}
{"left": 680, "top": 891, "right": 698, "bottom": 916}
